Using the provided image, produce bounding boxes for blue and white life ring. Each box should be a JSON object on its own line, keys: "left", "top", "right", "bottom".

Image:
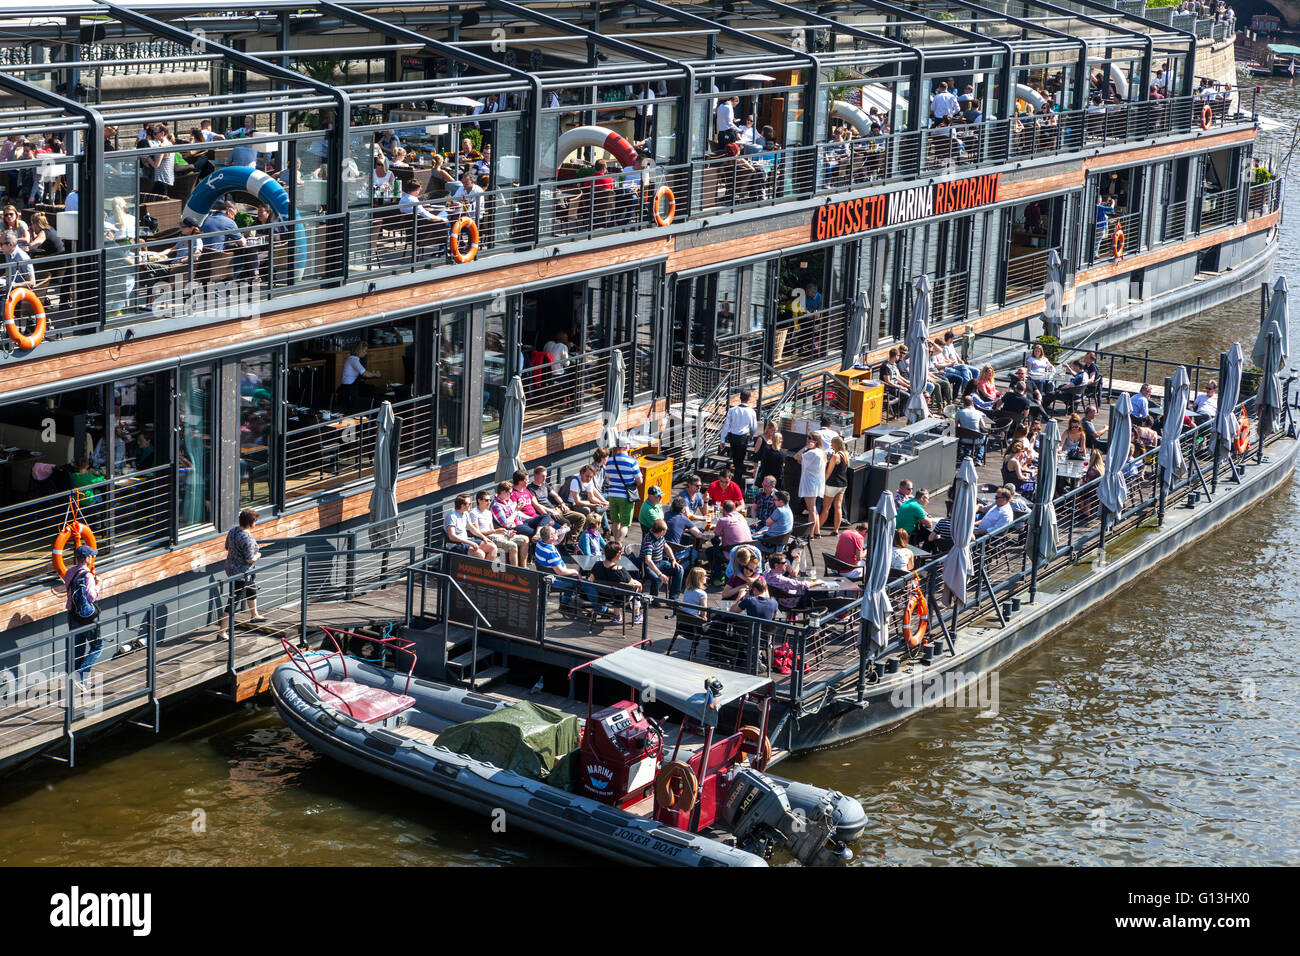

{"left": 182, "top": 166, "right": 305, "bottom": 275}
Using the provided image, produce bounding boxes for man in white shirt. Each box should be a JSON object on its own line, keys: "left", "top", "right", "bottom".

{"left": 812, "top": 415, "right": 839, "bottom": 452}
{"left": 542, "top": 331, "right": 571, "bottom": 377}
{"left": 931, "top": 82, "right": 959, "bottom": 121}
{"left": 445, "top": 494, "right": 495, "bottom": 560}
{"left": 976, "top": 487, "right": 1015, "bottom": 536}
{"left": 450, "top": 170, "right": 485, "bottom": 221}
{"left": 634, "top": 83, "right": 656, "bottom": 141}
{"left": 716, "top": 96, "right": 743, "bottom": 145}
{"left": 1191, "top": 380, "right": 1218, "bottom": 423}
{"left": 719, "top": 389, "right": 758, "bottom": 480}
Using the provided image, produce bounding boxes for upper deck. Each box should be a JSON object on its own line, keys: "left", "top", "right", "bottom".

{"left": 0, "top": 0, "right": 1250, "bottom": 367}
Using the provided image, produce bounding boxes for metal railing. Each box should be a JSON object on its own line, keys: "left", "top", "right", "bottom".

{"left": 770, "top": 303, "right": 849, "bottom": 371}
{"left": 1088, "top": 209, "right": 1143, "bottom": 266}
{"left": 1162, "top": 200, "right": 1188, "bottom": 242}
{"left": 1005, "top": 246, "right": 1057, "bottom": 302}
{"left": 539, "top": 165, "right": 690, "bottom": 240}
{"left": 1246, "top": 180, "right": 1282, "bottom": 220}
{"left": 519, "top": 343, "right": 632, "bottom": 433}
{"left": 1198, "top": 186, "right": 1240, "bottom": 233}
{"left": 0, "top": 467, "right": 171, "bottom": 595}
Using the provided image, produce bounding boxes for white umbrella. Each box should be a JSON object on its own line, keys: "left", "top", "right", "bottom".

{"left": 843, "top": 289, "right": 868, "bottom": 370}
{"left": 1033, "top": 418, "right": 1059, "bottom": 561}
{"left": 434, "top": 96, "right": 485, "bottom": 109}
{"left": 1256, "top": 321, "right": 1285, "bottom": 438}
{"left": 1252, "top": 276, "right": 1290, "bottom": 371}
{"left": 1158, "top": 365, "right": 1189, "bottom": 490}
{"left": 943, "top": 457, "right": 979, "bottom": 603}
{"left": 495, "top": 375, "right": 526, "bottom": 482}
{"left": 367, "top": 401, "right": 401, "bottom": 548}
{"left": 1099, "top": 392, "right": 1132, "bottom": 524}
{"left": 860, "top": 492, "right": 897, "bottom": 649}
{"left": 1215, "top": 342, "right": 1243, "bottom": 448}
{"left": 600, "top": 349, "right": 626, "bottom": 448}
{"left": 905, "top": 275, "right": 932, "bottom": 424}
{"left": 1042, "top": 249, "right": 1063, "bottom": 340}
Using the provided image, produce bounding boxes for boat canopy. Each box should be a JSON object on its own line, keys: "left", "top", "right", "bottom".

{"left": 589, "top": 647, "right": 772, "bottom": 717}
{"left": 1267, "top": 44, "right": 1300, "bottom": 55}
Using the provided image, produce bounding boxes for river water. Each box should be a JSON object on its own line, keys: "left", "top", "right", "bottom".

{"left": 3, "top": 80, "right": 1299, "bottom": 868}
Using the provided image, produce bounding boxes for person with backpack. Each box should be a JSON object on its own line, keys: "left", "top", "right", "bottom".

{"left": 218, "top": 509, "right": 267, "bottom": 639}
{"left": 64, "top": 545, "right": 105, "bottom": 690}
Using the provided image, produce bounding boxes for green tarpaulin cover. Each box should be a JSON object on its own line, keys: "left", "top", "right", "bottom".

{"left": 437, "top": 701, "right": 580, "bottom": 781}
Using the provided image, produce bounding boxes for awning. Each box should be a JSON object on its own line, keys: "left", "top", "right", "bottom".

{"left": 588, "top": 647, "right": 772, "bottom": 718}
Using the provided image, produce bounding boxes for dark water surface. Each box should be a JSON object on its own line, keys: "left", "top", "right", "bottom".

{"left": 3, "top": 79, "right": 1299, "bottom": 867}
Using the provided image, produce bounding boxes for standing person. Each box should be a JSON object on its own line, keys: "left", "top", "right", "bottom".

{"left": 719, "top": 390, "right": 758, "bottom": 482}
{"left": 64, "top": 545, "right": 104, "bottom": 691}
{"left": 820, "top": 435, "right": 850, "bottom": 535}
{"left": 605, "top": 440, "right": 642, "bottom": 546}
{"left": 340, "top": 340, "right": 381, "bottom": 414}
{"left": 219, "top": 509, "right": 266, "bottom": 639}
{"left": 795, "top": 432, "right": 827, "bottom": 537}
{"left": 751, "top": 419, "right": 785, "bottom": 485}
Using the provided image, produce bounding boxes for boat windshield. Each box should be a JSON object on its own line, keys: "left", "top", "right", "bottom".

{"left": 588, "top": 647, "right": 772, "bottom": 720}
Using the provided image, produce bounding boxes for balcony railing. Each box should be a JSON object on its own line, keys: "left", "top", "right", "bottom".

{"left": 1088, "top": 210, "right": 1143, "bottom": 266}
{"left": 1198, "top": 187, "right": 1240, "bottom": 233}
{"left": 519, "top": 343, "right": 632, "bottom": 433}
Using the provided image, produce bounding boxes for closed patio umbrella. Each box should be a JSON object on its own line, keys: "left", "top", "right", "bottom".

{"left": 905, "top": 275, "right": 932, "bottom": 424}
{"left": 860, "top": 492, "right": 897, "bottom": 652}
{"left": 1158, "top": 365, "right": 1189, "bottom": 491}
{"left": 843, "top": 289, "right": 868, "bottom": 371}
{"left": 1042, "top": 249, "right": 1063, "bottom": 340}
{"left": 1256, "top": 321, "right": 1285, "bottom": 439}
{"left": 1215, "top": 342, "right": 1243, "bottom": 448}
{"left": 600, "top": 348, "right": 626, "bottom": 449}
{"left": 1098, "top": 392, "right": 1132, "bottom": 527}
{"left": 495, "top": 374, "right": 526, "bottom": 482}
{"left": 943, "top": 457, "right": 978, "bottom": 604}
{"left": 367, "top": 401, "right": 401, "bottom": 549}
{"left": 1252, "top": 276, "right": 1290, "bottom": 373}
{"left": 1032, "top": 417, "right": 1060, "bottom": 563}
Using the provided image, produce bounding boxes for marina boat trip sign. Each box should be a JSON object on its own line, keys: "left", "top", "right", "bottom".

{"left": 813, "top": 172, "right": 1003, "bottom": 240}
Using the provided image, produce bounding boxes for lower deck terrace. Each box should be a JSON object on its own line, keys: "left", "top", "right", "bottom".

{"left": 4, "top": 327, "right": 1291, "bottom": 766}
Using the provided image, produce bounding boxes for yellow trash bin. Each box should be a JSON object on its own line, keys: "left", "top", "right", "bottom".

{"left": 636, "top": 454, "right": 674, "bottom": 522}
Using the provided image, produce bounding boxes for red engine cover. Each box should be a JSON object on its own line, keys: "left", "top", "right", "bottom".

{"left": 578, "top": 701, "right": 659, "bottom": 808}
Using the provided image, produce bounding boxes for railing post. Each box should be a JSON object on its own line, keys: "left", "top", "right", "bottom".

{"left": 226, "top": 580, "right": 237, "bottom": 678}
{"left": 146, "top": 605, "right": 157, "bottom": 705}
{"left": 299, "top": 555, "right": 310, "bottom": 646}
{"left": 345, "top": 531, "right": 357, "bottom": 600}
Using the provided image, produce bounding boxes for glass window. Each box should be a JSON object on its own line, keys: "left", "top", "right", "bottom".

{"left": 482, "top": 302, "right": 506, "bottom": 442}
{"left": 437, "top": 310, "right": 468, "bottom": 452}
{"left": 635, "top": 267, "right": 658, "bottom": 395}
{"left": 716, "top": 268, "right": 740, "bottom": 339}
{"left": 239, "top": 353, "right": 275, "bottom": 509}
{"left": 750, "top": 259, "right": 770, "bottom": 332}
{"left": 179, "top": 365, "right": 214, "bottom": 529}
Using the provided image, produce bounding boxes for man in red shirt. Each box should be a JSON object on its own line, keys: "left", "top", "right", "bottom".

{"left": 592, "top": 159, "right": 615, "bottom": 190}
{"left": 707, "top": 466, "right": 744, "bottom": 505}
{"left": 834, "top": 523, "right": 867, "bottom": 580}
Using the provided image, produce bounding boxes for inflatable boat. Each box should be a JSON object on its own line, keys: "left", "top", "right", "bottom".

{"left": 271, "top": 629, "right": 866, "bottom": 866}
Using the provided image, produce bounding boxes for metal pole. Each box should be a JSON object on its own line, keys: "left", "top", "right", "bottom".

{"left": 1157, "top": 373, "right": 1172, "bottom": 525}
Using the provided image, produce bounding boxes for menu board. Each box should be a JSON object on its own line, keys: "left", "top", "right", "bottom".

{"left": 446, "top": 553, "right": 540, "bottom": 640}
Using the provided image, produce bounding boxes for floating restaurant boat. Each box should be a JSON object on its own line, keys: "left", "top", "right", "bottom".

{"left": 271, "top": 628, "right": 866, "bottom": 865}
{"left": 0, "top": 0, "right": 1287, "bottom": 772}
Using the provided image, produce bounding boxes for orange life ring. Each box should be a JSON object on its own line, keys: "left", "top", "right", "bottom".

{"left": 4, "top": 287, "right": 46, "bottom": 351}
{"left": 653, "top": 185, "right": 676, "bottom": 227}
{"left": 1112, "top": 225, "right": 1126, "bottom": 261}
{"left": 1200, "top": 103, "right": 1213, "bottom": 130}
{"left": 52, "top": 521, "right": 97, "bottom": 578}
{"left": 902, "top": 575, "right": 929, "bottom": 648}
{"left": 654, "top": 760, "right": 699, "bottom": 812}
{"left": 1234, "top": 409, "right": 1250, "bottom": 455}
{"left": 449, "top": 216, "right": 479, "bottom": 263}
{"left": 739, "top": 724, "right": 773, "bottom": 772}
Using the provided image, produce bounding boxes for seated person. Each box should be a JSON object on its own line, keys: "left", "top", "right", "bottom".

{"left": 1082, "top": 404, "right": 1107, "bottom": 453}
{"left": 1059, "top": 413, "right": 1088, "bottom": 459}
{"left": 889, "top": 529, "right": 915, "bottom": 581}
{"left": 491, "top": 480, "right": 551, "bottom": 539}
{"left": 70, "top": 457, "right": 104, "bottom": 503}
{"left": 762, "top": 552, "right": 812, "bottom": 610}
{"left": 706, "top": 467, "right": 744, "bottom": 506}
{"left": 1129, "top": 383, "right": 1155, "bottom": 426}
{"left": 896, "top": 488, "right": 934, "bottom": 550}
{"left": 664, "top": 495, "right": 706, "bottom": 562}
{"left": 445, "top": 493, "right": 496, "bottom": 561}
{"left": 749, "top": 474, "right": 778, "bottom": 525}
{"left": 1001, "top": 440, "right": 1036, "bottom": 496}
{"left": 639, "top": 518, "right": 684, "bottom": 601}
{"left": 637, "top": 484, "right": 666, "bottom": 534}
{"left": 534, "top": 525, "right": 594, "bottom": 608}
{"left": 511, "top": 469, "right": 569, "bottom": 544}
{"left": 575, "top": 511, "right": 607, "bottom": 557}
{"left": 975, "top": 486, "right": 1016, "bottom": 536}
{"left": 1191, "top": 380, "right": 1218, "bottom": 424}
{"left": 834, "top": 524, "right": 867, "bottom": 579}
{"left": 681, "top": 474, "right": 707, "bottom": 518}
{"left": 566, "top": 463, "right": 609, "bottom": 517}
{"left": 731, "top": 575, "right": 778, "bottom": 622}
{"left": 719, "top": 545, "right": 763, "bottom": 601}
{"left": 132, "top": 433, "right": 156, "bottom": 471}
{"left": 754, "top": 490, "right": 794, "bottom": 540}
{"left": 955, "top": 396, "right": 992, "bottom": 461}
{"left": 470, "top": 490, "right": 525, "bottom": 565}
{"left": 1133, "top": 422, "right": 1160, "bottom": 455}
{"left": 711, "top": 499, "right": 752, "bottom": 574}
{"left": 591, "top": 541, "right": 644, "bottom": 625}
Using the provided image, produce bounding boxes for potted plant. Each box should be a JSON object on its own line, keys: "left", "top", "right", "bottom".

{"left": 1034, "top": 333, "right": 1064, "bottom": 363}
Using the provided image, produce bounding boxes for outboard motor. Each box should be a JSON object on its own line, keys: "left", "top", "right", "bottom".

{"left": 717, "top": 767, "right": 858, "bottom": 865}
{"left": 577, "top": 701, "right": 662, "bottom": 808}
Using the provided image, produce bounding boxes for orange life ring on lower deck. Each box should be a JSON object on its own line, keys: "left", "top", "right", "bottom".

{"left": 52, "top": 521, "right": 97, "bottom": 578}
{"left": 654, "top": 760, "right": 699, "bottom": 812}
{"left": 4, "top": 287, "right": 46, "bottom": 351}
{"left": 449, "top": 216, "right": 479, "bottom": 263}
{"left": 1201, "top": 103, "right": 1213, "bottom": 130}
{"left": 653, "top": 185, "right": 676, "bottom": 227}
{"left": 902, "top": 574, "right": 929, "bottom": 648}
{"left": 1234, "top": 409, "right": 1251, "bottom": 455}
{"left": 1112, "top": 226, "right": 1126, "bottom": 261}
{"left": 739, "top": 724, "right": 773, "bottom": 772}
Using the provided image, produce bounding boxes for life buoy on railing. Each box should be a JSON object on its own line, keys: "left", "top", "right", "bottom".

{"left": 739, "top": 724, "right": 773, "bottom": 771}
{"left": 4, "top": 287, "right": 46, "bottom": 351}
{"left": 449, "top": 217, "right": 479, "bottom": 263}
{"left": 653, "top": 185, "right": 676, "bottom": 227}
{"left": 1113, "top": 225, "right": 1126, "bottom": 261}
{"left": 654, "top": 760, "right": 699, "bottom": 812}
{"left": 1234, "top": 409, "right": 1251, "bottom": 455}
{"left": 1201, "top": 104, "right": 1213, "bottom": 130}
{"left": 52, "top": 521, "right": 97, "bottom": 578}
{"left": 902, "top": 573, "right": 929, "bottom": 648}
